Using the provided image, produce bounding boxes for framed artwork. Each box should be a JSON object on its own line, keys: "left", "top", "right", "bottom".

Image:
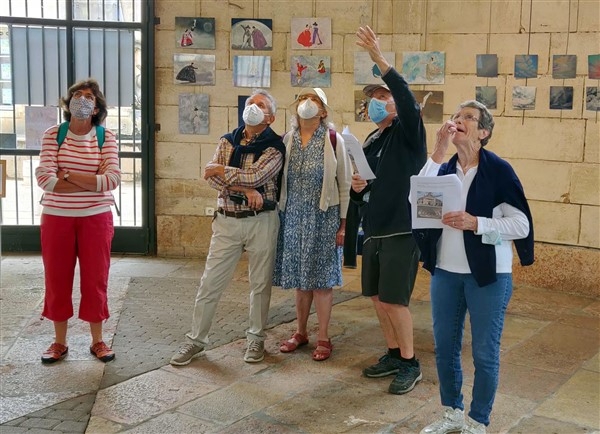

{"left": 476, "top": 86, "right": 497, "bottom": 110}
{"left": 476, "top": 54, "right": 498, "bottom": 77}
{"left": 175, "top": 17, "right": 215, "bottom": 49}
{"left": 179, "top": 93, "right": 209, "bottom": 135}
{"left": 354, "top": 52, "right": 395, "bottom": 84}
{"left": 0, "top": 159, "right": 6, "bottom": 198}
{"left": 585, "top": 87, "right": 600, "bottom": 111}
{"left": 552, "top": 55, "right": 577, "bottom": 79}
{"left": 0, "top": 133, "right": 16, "bottom": 149}
{"left": 174, "top": 54, "right": 215, "bottom": 85}
{"left": 291, "top": 55, "right": 331, "bottom": 87}
{"left": 549, "top": 86, "right": 574, "bottom": 110}
{"left": 291, "top": 18, "right": 332, "bottom": 50}
{"left": 238, "top": 95, "right": 249, "bottom": 126}
{"left": 231, "top": 18, "right": 272, "bottom": 50}
{"left": 514, "top": 55, "right": 538, "bottom": 79}
{"left": 414, "top": 90, "right": 443, "bottom": 123}
{"left": 588, "top": 54, "right": 600, "bottom": 79}
{"left": 512, "top": 86, "right": 536, "bottom": 110}
{"left": 233, "top": 56, "right": 271, "bottom": 88}
{"left": 402, "top": 51, "right": 445, "bottom": 84}
{"left": 25, "top": 106, "right": 58, "bottom": 150}
{"left": 354, "top": 90, "right": 369, "bottom": 122}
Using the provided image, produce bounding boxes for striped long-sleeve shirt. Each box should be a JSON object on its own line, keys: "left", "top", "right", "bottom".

{"left": 35, "top": 124, "right": 121, "bottom": 217}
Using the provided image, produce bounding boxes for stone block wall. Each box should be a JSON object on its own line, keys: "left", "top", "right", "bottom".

{"left": 154, "top": 0, "right": 599, "bottom": 296}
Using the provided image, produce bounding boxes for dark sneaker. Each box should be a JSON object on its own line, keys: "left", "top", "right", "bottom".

{"left": 388, "top": 359, "right": 422, "bottom": 394}
{"left": 90, "top": 341, "right": 115, "bottom": 363}
{"left": 41, "top": 342, "right": 68, "bottom": 364}
{"left": 170, "top": 343, "right": 204, "bottom": 366}
{"left": 363, "top": 353, "right": 403, "bottom": 378}
{"left": 244, "top": 340, "right": 264, "bottom": 363}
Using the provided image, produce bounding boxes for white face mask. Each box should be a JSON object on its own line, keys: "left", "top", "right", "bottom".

{"left": 69, "top": 96, "right": 96, "bottom": 120}
{"left": 242, "top": 104, "right": 266, "bottom": 126}
{"left": 297, "top": 99, "right": 320, "bottom": 119}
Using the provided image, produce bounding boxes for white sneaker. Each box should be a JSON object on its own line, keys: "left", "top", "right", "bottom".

{"left": 461, "top": 416, "right": 486, "bottom": 434}
{"left": 244, "top": 340, "right": 264, "bottom": 363}
{"left": 420, "top": 407, "right": 465, "bottom": 434}
{"left": 170, "top": 343, "right": 204, "bottom": 366}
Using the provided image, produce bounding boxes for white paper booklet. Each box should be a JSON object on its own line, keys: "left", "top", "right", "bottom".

{"left": 410, "top": 174, "right": 461, "bottom": 229}
{"left": 341, "top": 126, "right": 376, "bottom": 180}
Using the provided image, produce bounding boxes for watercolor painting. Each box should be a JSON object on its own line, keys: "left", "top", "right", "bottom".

{"left": 402, "top": 51, "right": 445, "bottom": 84}
{"left": 231, "top": 18, "right": 272, "bottom": 50}
{"left": 174, "top": 54, "right": 215, "bottom": 85}
{"left": 179, "top": 93, "right": 209, "bottom": 135}
{"left": 414, "top": 90, "right": 443, "bottom": 123}
{"left": 476, "top": 54, "right": 498, "bottom": 78}
{"left": 476, "top": 86, "right": 497, "bottom": 110}
{"left": 291, "top": 18, "right": 332, "bottom": 50}
{"left": 585, "top": 87, "right": 600, "bottom": 111}
{"left": 514, "top": 55, "right": 538, "bottom": 79}
{"left": 291, "top": 55, "right": 330, "bottom": 87}
{"left": 354, "top": 52, "right": 395, "bottom": 84}
{"left": 512, "top": 86, "right": 536, "bottom": 110}
{"left": 549, "top": 86, "right": 574, "bottom": 110}
{"left": 354, "top": 90, "right": 370, "bottom": 122}
{"left": 588, "top": 54, "right": 600, "bottom": 79}
{"left": 175, "top": 17, "right": 215, "bottom": 49}
{"left": 233, "top": 56, "right": 271, "bottom": 88}
{"left": 25, "top": 106, "right": 58, "bottom": 149}
{"left": 552, "top": 55, "right": 577, "bottom": 79}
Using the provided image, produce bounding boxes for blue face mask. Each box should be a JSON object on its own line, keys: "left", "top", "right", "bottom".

{"left": 368, "top": 98, "right": 390, "bottom": 123}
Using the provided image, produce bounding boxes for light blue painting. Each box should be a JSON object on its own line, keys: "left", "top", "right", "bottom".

{"left": 514, "top": 55, "right": 538, "bottom": 79}
{"left": 233, "top": 56, "right": 271, "bottom": 88}
{"left": 354, "top": 52, "right": 395, "bottom": 85}
{"left": 291, "top": 55, "right": 330, "bottom": 87}
{"left": 512, "top": 86, "right": 536, "bottom": 110}
{"left": 401, "top": 51, "right": 445, "bottom": 84}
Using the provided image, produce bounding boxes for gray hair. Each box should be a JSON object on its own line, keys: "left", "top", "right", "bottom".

{"left": 246, "top": 88, "right": 277, "bottom": 114}
{"left": 458, "top": 100, "right": 494, "bottom": 146}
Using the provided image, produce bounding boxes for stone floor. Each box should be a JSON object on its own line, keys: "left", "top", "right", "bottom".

{"left": 0, "top": 253, "right": 598, "bottom": 433}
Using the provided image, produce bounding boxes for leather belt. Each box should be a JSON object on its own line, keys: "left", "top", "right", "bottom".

{"left": 217, "top": 208, "right": 265, "bottom": 219}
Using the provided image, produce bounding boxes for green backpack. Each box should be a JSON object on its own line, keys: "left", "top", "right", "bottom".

{"left": 56, "top": 122, "right": 105, "bottom": 149}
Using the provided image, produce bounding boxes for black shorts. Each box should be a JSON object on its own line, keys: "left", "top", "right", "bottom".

{"left": 361, "top": 234, "right": 420, "bottom": 306}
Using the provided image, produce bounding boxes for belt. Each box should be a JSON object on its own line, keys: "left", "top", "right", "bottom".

{"left": 217, "top": 208, "right": 265, "bottom": 219}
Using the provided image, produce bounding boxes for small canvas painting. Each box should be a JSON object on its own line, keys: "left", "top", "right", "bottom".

{"left": 174, "top": 54, "right": 215, "bottom": 85}
{"left": 552, "top": 55, "right": 577, "bottom": 79}
{"left": 291, "top": 56, "right": 330, "bottom": 87}
{"left": 354, "top": 52, "right": 395, "bottom": 84}
{"left": 586, "top": 87, "right": 600, "bottom": 111}
{"left": 25, "top": 106, "right": 58, "bottom": 150}
{"left": 588, "top": 54, "right": 600, "bottom": 79}
{"left": 402, "top": 51, "right": 445, "bottom": 84}
{"left": 514, "top": 55, "right": 538, "bottom": 79}
{"left": 476, "top": 86, "right": 497, "bottom": 110}
{"left": 354, "top": 90, "right": 369, "bottom": 122}
{"left": 549, "top": 86, "right": 574, "bottom": 110}
{"left": 175, "top": 17, "right": 215, "bottom": 49}
{"left": 414, "top": 90, "right": 443, "bottom": 123}
{"left": 512, "top": 86, "right": 536, "bottom": 110}
{"left": 231, "top": 18, "right": 272, "bottom": 50}
{"left": 179, "top": 93, "right": 209, "bottom": 135}
{"left": 291, "top": 18, "right": 332, "bottom": 50}
{"left": 233, "top": 56, "right": 271, "bottom": 88}
{"left": 476, "top": 54, "right": 498, "bottom": 77}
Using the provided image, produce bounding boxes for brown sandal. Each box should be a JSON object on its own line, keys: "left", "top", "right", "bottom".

{"left": 312, "top": 339, "right": 333, "bottom": 361}
{"left": 280, "top": 333, "right": 309, "bottom": 353}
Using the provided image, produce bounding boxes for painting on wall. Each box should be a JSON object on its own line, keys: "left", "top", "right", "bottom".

{"left": 291, "top": 18, "right": 332, "bottom": 50}
{"left": 175, "top": 17, "right": 215, "bottom": 49}
{"left": 514, "top": 55, "right": 538, "bottom": 79}
{"left": 291, "top": 55, "right": 330, "bottom": 87}
{"left": 354, "top": 90, "right": 369, "bottom": 122}
{"left": 238, "top": 95, "right": 250, "bottom": 126}
{"left": 512, "top": 86, "right": 536, "bottom": 110}
{"left": 476, "top": 86, "right": 497, "bottom": 110}
{"left": 25, "top": 106, "right": 58, "bottom": 149}
{"left": 231, "top": 18, "right": 272, "bottom": 50}
{"left": 588, "top": 54, "right": 600, "bottom": 79}
{"left": 174, "top": 54, "right": 215, "bottom": 85}
{"left": 476, "top": 54, "right": 498, "bottom": 77}
{"left": 549, "top": 86, "right": 574, "bottom": 110}
{"left": 179, "top": 93, "right": 209, "bottom": 135}
{"left": 354, "top": 52, "right": 395, "bottom": 84}
{"left": 414, "top": 90, "right": 443, "bottom": 123}
{"left": 586, "top": 87, "right": 600, "bottom": 111}
{"left": 233, "top": 56, "right": 271, "bottom": 87}
{"left": 402, "top": 51, "right": 445, "bottom": 84}
{"left": 552, "top": 55, "right": 577, "bottom": 79}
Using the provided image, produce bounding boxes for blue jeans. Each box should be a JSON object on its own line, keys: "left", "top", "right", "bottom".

{"left": 430, "top": 268, "right": 512, "bottom": 426}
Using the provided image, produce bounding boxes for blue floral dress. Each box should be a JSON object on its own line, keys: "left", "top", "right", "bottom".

{"left": 273, "top": 125, "right": 342, "bottom": 290}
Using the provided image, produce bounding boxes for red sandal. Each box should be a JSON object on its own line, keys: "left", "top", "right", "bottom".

{"left": 280, "top": 333, "right": 309, "bottom": 353}
{"left": 312, "top": 339, "right": 333, "bottom": 361}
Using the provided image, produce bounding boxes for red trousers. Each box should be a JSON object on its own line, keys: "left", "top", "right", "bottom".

{"left": 40, "top": 212, "right": 114, "bottom": 322}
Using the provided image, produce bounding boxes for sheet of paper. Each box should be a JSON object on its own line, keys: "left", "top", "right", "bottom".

{"left": 341, "top": 128, "right": 376, "bottom": 180}
{"left": 410, "top": 174, "right": 461, "bottom": 229}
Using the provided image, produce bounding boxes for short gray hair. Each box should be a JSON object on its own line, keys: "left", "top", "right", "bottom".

{"left": 458, "top": 100, "right": 494, "bottom": 146}
{"left": 247, "top": 88, "right": 277, "bottom": 114}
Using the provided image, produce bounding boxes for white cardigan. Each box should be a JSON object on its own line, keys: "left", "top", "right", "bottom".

{"left": 279, "top": 129, "right": 352, "bottom": 217}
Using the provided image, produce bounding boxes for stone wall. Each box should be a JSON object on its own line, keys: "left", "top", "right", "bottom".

{"left": 153, "top": 0, "right": 599, "bottom": 296}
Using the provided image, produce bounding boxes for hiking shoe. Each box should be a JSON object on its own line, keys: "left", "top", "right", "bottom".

{"left": 90, "top": 341, "right": 115, "bottom": 363}
{"left": 244, "top": 340, "right": 264, "bottom": 363}
{"left": 41, "top": 343, "right": 68, "bottom": 364}
{"left": 170, "top": 343, "right": 204, "bottom": 366}
{"left": 420, "top": 407, "right": 465, "bottom": 434}
{"left": 388, "top": 359, "right": 422, "bottom": 394}
{"left": 461, "top": 416, "right": 486, "bottom": 434}
{"left": 363, "top": 353, "right": 403, "bottom": 378}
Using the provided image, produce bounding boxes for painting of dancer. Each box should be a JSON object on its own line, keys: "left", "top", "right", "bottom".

{"left": 174, "top": 54, "right": 215, "bottom": 85}
{"left": 175, "top": 17, "right": 215, "bottom": 49}
{"left": 290, "top": 55, "right": 330, "bottom": 87}
{"left": 231, "top": 18, "right": 272, "bottom": 50}
{"left": 291, "top": 18, "right": 331, "bottom": 50}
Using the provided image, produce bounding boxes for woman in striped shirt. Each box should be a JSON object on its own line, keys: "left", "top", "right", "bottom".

{"left": 35, "top": 79, "right": 121, "bottom": 364}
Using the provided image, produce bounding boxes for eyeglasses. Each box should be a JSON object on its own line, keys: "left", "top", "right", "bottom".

{"left": 452, "top": 113, "right": 479, "bottom": 123}
{"left": 73, "top": 90, "right": 96, "bottom": 101}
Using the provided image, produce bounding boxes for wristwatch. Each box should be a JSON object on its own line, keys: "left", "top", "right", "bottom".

{"left": 63, "top": 170, "right": 70, "bottom": 181}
